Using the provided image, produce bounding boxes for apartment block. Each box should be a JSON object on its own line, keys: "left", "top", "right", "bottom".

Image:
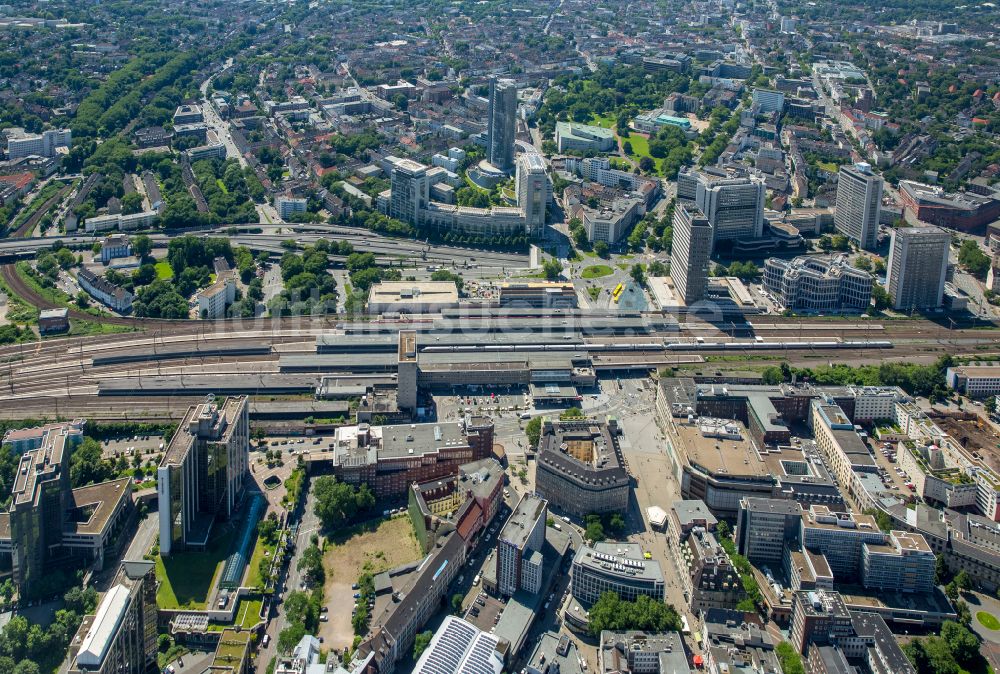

{"left": 497, "top": 494, "right": 547, "bottom": 596}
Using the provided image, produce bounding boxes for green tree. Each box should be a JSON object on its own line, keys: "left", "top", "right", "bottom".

{"left": 630, "top": 264, "right": 646, "bottom": 286}
{"left": 451, "top": 593, "right": 464, "bottom": 614}
{"left": 593, "top": 241, "right": 610, "bottom": 258}
{"left": 525, "top": 416, "right": 542, "bottom": 447}
{"left": 277, "top": 624, "right": 306, "bottom": 654}
{"left": 775, "top": 642, "right": 805, "bottom": 674}
{"left": 871, "top": 284, "right": 892, "bottom": 311}
{"left": 542, "top": 258, "right": 562, "bottom": 281}
{"left": 132, "top": 234, "right": 153, "bottom": 259}
{"left": 313, "top": 476, "right": 373, "bottom": 530}
{"left": 958, "top": 240, "right": 990, "bottom": 278}
{"left": 413, "top": 631, "right": 433, "bottom": 658}
{"left": 297, "top": 544, "right": 325, "bottom": 586}
{"left": 940, "top": 620, "right": 979, "bottom": 664}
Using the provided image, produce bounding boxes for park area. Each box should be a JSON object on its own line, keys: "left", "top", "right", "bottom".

{"left": 319, "top": 516, "right": 422, "bottom": 649}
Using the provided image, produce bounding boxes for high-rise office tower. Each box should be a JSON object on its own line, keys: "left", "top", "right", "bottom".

{"left": 388, "top": 159, "right": 430, "bottom": 226}
{"left": 157, "top": 396, "right": 249, "bottom": 556}
{"left": 695, "top": 177, "right": 765, "bottom": 245}
{"left": 886, "top": 226, "right": 950, "bottom": 311}
{"left": 515, "top": 152, "right": 548, "bottom": 235}
{"left": 835, "top": 163, "right": 883, "bottom": 251}
{"left": 670, "top": 202, "right": 714, "bottom": 304}
{"left": 487, "top": 78, "right": 517, "bottom": 173}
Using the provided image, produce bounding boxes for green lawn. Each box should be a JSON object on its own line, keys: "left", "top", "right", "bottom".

{"left": 581, "top": 265, "right": 614, "bottom": 279}
{"left": 245, "top": 533, "right": 275, "bottom": 589}
{"left": 234, "top": 596, "right": 263, "bottom": 628}
{"left": 589, "top": 113, "right": 617, "bottom": 129}
{"left": 155, "top": 527, "right": 236, "bottom": 609}
{"left": 978, "top": 611, "right": 1000, "bottom": 630}
{"left": 154, "top": 261, "right": 174, "bottom": 280}
{"left": 216, "top": 179, "right": 229, "bottom": 194}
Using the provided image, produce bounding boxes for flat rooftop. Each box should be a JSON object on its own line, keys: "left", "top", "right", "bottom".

{"left": 67, "top": 478, "right": 131, "bottom": 535}
{"left": 671, "top": 420, "right": 769, "bottom": 478}
{"left": 370, "top": 281, "right": 458, "bottom": 305}
{"left": 499, "top": 494, "right": 546, "bottom": 551}
{"left": 573, "top": 542, "right": 664, "bottom": 583}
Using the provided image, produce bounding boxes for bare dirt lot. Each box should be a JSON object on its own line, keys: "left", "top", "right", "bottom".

{"left": 319, "top": 516, "right": 422, "bottom": 650}
{"left": 932, "top": 412, "right": 1000, "bottom": 472}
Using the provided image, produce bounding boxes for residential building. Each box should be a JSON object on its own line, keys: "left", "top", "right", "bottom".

{"left": 67, "top": 560, "right": 158, "bottom": 674}
{"left": 736, "top": 497, "right": 803, "bottom": 566}
{"left": 670, "top": 202, "right": 713, "bottom": 304}
{"left": 516, "top": 152, "right": 549, "bottom": 234}
{"left": 275, "top": 635, "right": 325, "bottom": 674}
{"left": 276, "top": 196, "right": 308, "bottom": 220}
{"left": 157, "top": 396, "right": 250, "bottom": 555}
{"left": 497, "top": 494, "right": 547, "bottom": 596}
{"left": 695, "top": 177, "right": 765, "bottom": 245}
{"left": 834, "top": 164, "right": 883, "bottom": 251}
{"left": 763, "top": 255, "right": 874, "bottom": 312}
{"left": 886, "top": 225, "right": 950, "bottom": 311}
{"left": 702, "top": 609, "right": 781, "bottom": 674}
{"left": 684, "top": 528, "right": 745, "bottom": 611}
{"left": 946, "top": 365, "right": 1000, "bottom": 399}
{"left": 571, "top": 542, "right": 665, "bottom": 606}
{"left": 487, "top": 78, "right": 517, "bottom": 172}
{"left": 598, "top": 631, "right": 690, "bottom": 674}
{"left": 5, "top": 128, "right": 71, "bottom": 159}
{"left": 185, "top": 143, "right": 227, "bottom": 162}
{"left": 413, "top": 616, "right": 502, "bottom": 674}
{"left": 526, "top": 633, "right": 583, "bottom": 674}
{"left": 77, "top": 268, "right": 134, "bottom": 313}
{"left": 752, "top": 89, "right": 786, "bottom": 114}
{"left": 197, "top": 274, "right": 237, "bottom": 319}
{"left": 555, "top": 122, "right": 616, "bottom": 153}
{"left": 535, "top": 418, "right": 630, "bottom": 517}
{"left": 100, "top": 235, "right": 132, "bottom": 264}
{"left": 408, "top": 458, "right": 504, "bottom": 552}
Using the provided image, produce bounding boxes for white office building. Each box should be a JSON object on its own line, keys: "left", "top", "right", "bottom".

{"left": 835, "top": 163, "right": 883, "bottom": 251}
{"left": 516, "top": 153, "right": 549, "bottom": 235}
{"left": 6, "top": 128, "right": 71, "bottom": 159}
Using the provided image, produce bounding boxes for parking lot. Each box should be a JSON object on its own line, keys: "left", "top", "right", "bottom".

{"left": 100, "top": 435, "right": 166, "bottom": 461}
